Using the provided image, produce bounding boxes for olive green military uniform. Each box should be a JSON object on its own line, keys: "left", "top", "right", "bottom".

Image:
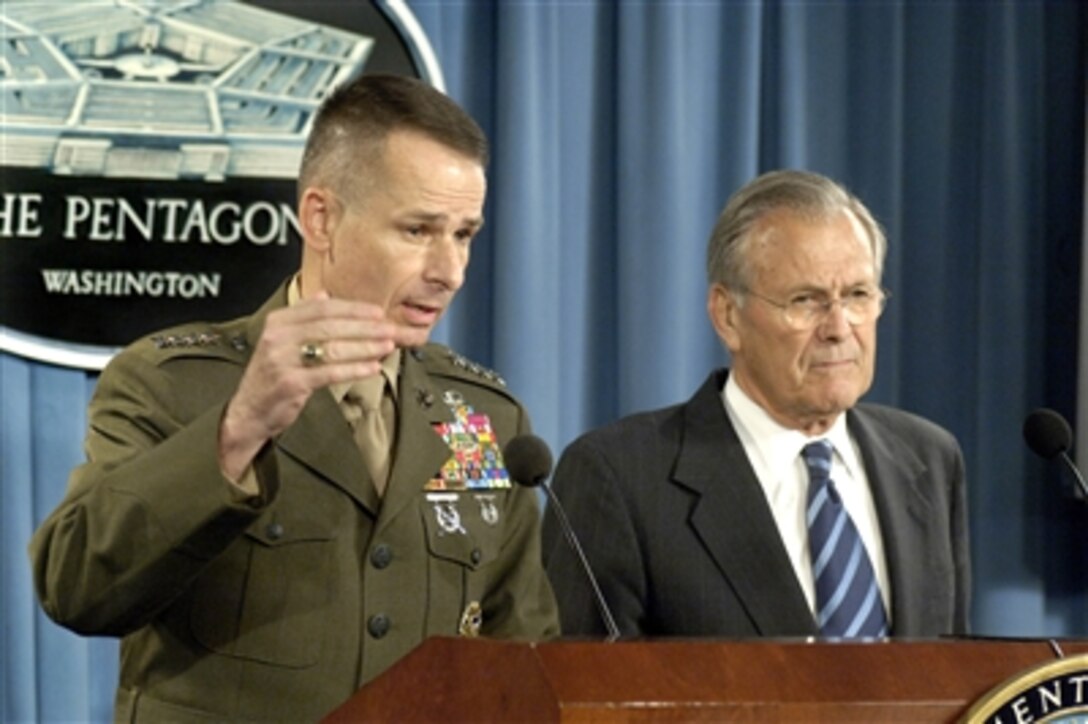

{"left": 28, "top": 284, "right": 560, "bottom": 723}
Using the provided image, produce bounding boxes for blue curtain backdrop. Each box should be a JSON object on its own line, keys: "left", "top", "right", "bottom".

{"left": 3, "top": 1, "right": 1085, "bottom": 721}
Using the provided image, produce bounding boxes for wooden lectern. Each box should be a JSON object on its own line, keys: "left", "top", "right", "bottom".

{"left": 323, "top": 637, "right": 1088, "bottom": 722}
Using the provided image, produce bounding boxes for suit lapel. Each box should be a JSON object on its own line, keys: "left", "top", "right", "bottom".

{"left": 847, "top": 409, "right": 933, "bottom": 635}
{"left": 674, "top": 372, "right": 817, "bottom": 636}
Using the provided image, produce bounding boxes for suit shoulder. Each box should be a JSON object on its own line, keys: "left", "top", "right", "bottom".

{"left": 410, "top": 343, "right": 518, "bottom": 400}
{"left": 853, "top": 403, "right": 959, "bottom": 449}
{"left": 569, "top": 401, "right": 685, "bottom": 452}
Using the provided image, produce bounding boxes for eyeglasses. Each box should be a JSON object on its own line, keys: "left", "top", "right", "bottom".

{"left": 744, "top": 286, "right": 890, "bottom": 330}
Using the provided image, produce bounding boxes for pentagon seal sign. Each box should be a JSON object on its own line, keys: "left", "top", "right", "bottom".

{"left": 0, "top": 0, "right": 442, "bottom": 370}
{"left": 961, "top": 654, "right": 1088, "bottom": 723}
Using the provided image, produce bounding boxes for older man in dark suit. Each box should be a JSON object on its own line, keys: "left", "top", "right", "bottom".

{"left": 543, "top": 169, "right": 969, "bottom": 639}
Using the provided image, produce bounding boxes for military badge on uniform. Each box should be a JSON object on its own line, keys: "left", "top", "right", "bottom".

{"left": 474, "top": 494, "right": 500, "bottom": 525}
{"left": 459, "top": 601, "right": 483, "bottom": 637}
{"left": 426, "top": 389, "right": 512, "bottom": 491}
{"left": 426, "top": 493, "right": 466, "bottom": 536}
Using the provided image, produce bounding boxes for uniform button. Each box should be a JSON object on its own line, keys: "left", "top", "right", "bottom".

{"left": 266, "top": 523, "right": 284, "bottom": 540}
{"left": 367, "top": 614, "right": 390, "bottom": 639}
{"left": 370, "top": 544, "right": 393, "bottom": 569}
{"left": 470, "top": 548, "right": 482, "bottom": 565}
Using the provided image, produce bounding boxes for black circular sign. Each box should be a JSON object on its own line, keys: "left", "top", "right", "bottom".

{"left": 0, "top": 0, "right": 438, "bottom": 368}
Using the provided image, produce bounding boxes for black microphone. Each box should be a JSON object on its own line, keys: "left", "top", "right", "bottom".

{"left": 1023, "top": 408, "right": 1088, "bottom": 499}
{"left": 504, "top": 434, "right": 621, "bottom": 642}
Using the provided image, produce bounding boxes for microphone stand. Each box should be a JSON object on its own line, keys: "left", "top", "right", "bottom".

{"left": 539, "top": 479, "right": 621, "bottom": 642}
{"left": 1058, "top": 451, "right": 1088, "bottom": 500}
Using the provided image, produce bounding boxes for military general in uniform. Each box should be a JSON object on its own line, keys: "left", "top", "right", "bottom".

{"left": 29, "top": 73, "right": 559, "bottom": 722}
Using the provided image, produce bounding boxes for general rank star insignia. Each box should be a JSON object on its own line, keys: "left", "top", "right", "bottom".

{"left": 426, "top": 390, "right": 512, "bottom": 491}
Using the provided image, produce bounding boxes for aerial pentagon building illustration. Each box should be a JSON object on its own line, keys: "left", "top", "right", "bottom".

{"left": 0, "top": 0, "right": 374, "bottom": 180}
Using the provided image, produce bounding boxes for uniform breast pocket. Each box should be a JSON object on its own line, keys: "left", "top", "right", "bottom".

{"left": 420, "top": 492, "right": 507, "bottom": 629}
{"left": 189, "top": 514, "right": 335, "bottom": 669}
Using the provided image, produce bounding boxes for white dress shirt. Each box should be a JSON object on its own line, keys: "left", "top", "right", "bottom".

{"left": 721, "top": 375, "right": 892, "bottom": 621}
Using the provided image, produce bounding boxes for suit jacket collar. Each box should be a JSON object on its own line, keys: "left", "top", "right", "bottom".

{"left": 674, "top": 369, "right": 818, "bottom": 636}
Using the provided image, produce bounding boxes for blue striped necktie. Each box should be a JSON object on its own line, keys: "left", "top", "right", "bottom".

{"left": 802, "top": 440, "right": 888, "bottom": 638}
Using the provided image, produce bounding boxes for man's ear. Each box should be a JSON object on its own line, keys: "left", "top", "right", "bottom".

{"left": 708, "top": 283, "right": 742, "bottom": 352}
{"left": 299, "top": 187, "right": 339, "bottom": 254}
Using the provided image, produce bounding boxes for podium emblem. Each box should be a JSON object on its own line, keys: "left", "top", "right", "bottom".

{"left": 961, "top": 653, "right": 1088, "bottom": 723}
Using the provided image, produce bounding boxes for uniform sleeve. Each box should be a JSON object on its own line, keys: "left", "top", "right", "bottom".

{"left": 27, "top": 350, "right": 274, "bottom": 636}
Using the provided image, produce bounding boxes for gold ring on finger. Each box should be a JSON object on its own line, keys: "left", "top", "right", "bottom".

{"left": 299, "top": 342, "right": 326, "bottom": 366}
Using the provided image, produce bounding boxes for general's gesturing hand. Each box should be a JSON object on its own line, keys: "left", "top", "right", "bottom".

{"left": 218, "top": 293, "right": 395, "bottom": 479}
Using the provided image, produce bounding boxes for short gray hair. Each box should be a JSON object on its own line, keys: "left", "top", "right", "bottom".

{"left": 706, "top": 169, "right": 887, "bottom": 290}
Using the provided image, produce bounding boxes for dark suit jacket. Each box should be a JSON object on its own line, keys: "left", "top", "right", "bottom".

{"left": 30, "top": 282, "right": 558, "bottom": 723}
{"left": 542, "top": 369, "right": 970, "bottom": 639}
